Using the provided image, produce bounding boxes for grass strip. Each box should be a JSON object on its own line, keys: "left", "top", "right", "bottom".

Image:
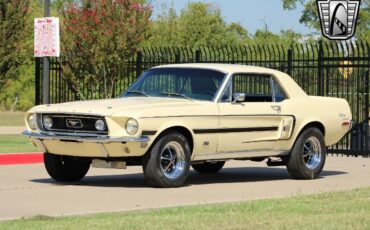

{"left": 1, "top": 187, "right": 369, "bottom": 230}
{"left": 0, "top": 112, "right": 25, "bottom": 126}
{"left": 0, "top": 135, "right": 38, "bottom": 153}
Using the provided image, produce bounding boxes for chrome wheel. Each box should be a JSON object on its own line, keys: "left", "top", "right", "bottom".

{"left": 142, "top": 132, "right": 191, "bottom": 187}
{"left": 160, "top": 141, "right": 186, "bottom": 179}
{"left": 303, "top": 136, "right": 322, "bottom": 170}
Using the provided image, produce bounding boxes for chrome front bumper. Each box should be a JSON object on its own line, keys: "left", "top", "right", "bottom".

{"left": 23, "top": 130, "right": 150, "bottom": 157}
{"left": 22, "top": 130, "right": 150, "bottom": 143}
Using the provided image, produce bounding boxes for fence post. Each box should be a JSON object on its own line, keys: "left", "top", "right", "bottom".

{"left": 287, "top": 48, "right": 293, "bottom": 76}
{"left": 35, "top": 58, "right": 41, "bottom": 105}
{"left": 175, "top": 54, "right": 181, "bottom": 63}
{"left": 136, "top": 51, "right": 143, "bottom": 78}
{"left": 317, "top": 40, "right": 324, "bottom": 96}
{"left": 42, "top": 0, "right": 51, "bottom": 104}
{"left": 365, "top": 70, "right": 369, "bottom": 152}
{"left": 195, "top": 49, "right": 201, "bottom": 63}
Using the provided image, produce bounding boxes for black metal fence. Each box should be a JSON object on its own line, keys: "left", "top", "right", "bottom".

{"left": 35, "top": 41, "right": 370, "bottom": 156}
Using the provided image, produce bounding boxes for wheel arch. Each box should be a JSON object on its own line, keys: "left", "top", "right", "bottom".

{"left": 291, "top": 120, "right": 326, "bottom": 150}
{"left": 298, "top": 121, "right": 326, "bottom": 137}
{"left": 148, "top": 126, "right": 194, "bottom": 154}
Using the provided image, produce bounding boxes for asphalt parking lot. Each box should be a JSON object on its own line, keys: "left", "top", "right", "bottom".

{"left": 0, "top": 155, "right": 369, "bottom": 221}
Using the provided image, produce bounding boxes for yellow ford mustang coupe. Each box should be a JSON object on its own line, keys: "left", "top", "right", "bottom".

{"left": 24, "top": 64, "right": 352, "bottom": 187}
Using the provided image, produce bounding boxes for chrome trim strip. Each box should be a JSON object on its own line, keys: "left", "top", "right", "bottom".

{"left": 140, "top": 114, "right": 295, "bottom": 119}
{"left": 23, "top": 130, "right": 150, "bottom": 143}
{"left": 37, "top": 112, "right": 105, "bottom": 117}
{"left": 42, "top": 114, "right": 104, "bottom": 119}
{"left": 40, "top": 128, "right": 107, "bottom": 134}
{"left": 193, "top": 149, "right": 289, "bottom": 161}
{"left": 35, "top": 131, "right": 108, "bottom": 137}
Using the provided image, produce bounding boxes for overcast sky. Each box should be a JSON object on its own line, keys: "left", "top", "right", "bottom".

{"left": 151, "top": 0, "right": 315, "bottom": 35}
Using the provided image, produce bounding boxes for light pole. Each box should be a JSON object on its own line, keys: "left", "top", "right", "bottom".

{"left": 42, "top": 0, "right": 50, "bottom": 104}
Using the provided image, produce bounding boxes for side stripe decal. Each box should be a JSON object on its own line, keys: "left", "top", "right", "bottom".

{"left": 193, "top": 127, "right": 278, "bottom": 134}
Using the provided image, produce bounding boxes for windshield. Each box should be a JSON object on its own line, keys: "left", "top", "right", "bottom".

{"left": 122, "top": 68, "right": 226, "bottom": 101}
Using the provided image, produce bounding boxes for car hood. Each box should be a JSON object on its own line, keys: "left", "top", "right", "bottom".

{"left": 29, "top": 97, "right": 202, "bottom": 117}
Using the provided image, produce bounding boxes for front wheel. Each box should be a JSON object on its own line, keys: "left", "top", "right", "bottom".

{"left": 142, "top": 132, "right": 191, "bottom": 187}
{"left": 287, "top": 128, "right": 326, "bottom": 179}
{"left": 44, "top": 153, "right": 91, "bottom": 182}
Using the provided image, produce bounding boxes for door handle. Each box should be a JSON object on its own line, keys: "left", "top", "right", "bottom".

{"left": 271, "top": 105, "right": 281, "bottom": 114}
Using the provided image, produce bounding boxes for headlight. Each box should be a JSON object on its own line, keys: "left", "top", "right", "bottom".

{"left": 43, "top": 116, "right": 53, "bottom": 129}
{"left": 126, "top": 118, "right": 138, "bottom": 135}
{"left": 27, "top": 114, "right": 37, "bottom": 130}
{"left": 95, "top": 119, "right": 106, "bottom": 131}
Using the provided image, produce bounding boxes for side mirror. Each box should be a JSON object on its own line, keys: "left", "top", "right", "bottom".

{"left": 232, "top": 93, "right": 245, "bottom": 104}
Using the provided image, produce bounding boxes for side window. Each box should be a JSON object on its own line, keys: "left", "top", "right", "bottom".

{"left": 232, "top": 74, "right": 272, "bottom": 102}
{"left": 220, "top": 73, "right": 288, "bottom": 103}
{"left": 271, "top": 78, "right": 287, "bottom": 102}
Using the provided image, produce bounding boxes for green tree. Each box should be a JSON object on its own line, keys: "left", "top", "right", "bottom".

{"left": 148, "top": 2, "right": 303, "bottom": 47}
{"left": 227, "top": 22, "right": 251, "bottom": 43}
{"left": 253, "top": 30, "right": 282, "bottom": 44}
{"left": 0, "top": 1, "right": 51, "bottom": 110}
{"left": 149, "top": 2, "right": 236, "bottom": 47}
{"left": 177, "top": 2, "right": 228, "bottom": 47}
{"left": 0, "top": 0, "right": 30, "bottom": 91}
{"left": 61, "top": 0, "right": 152, "bottom": 98}
{"left": 147, "top": 5, "right": 179, "bottom": 46}
{"left": 282, "top": 0, "right": 370, "bottom": 41}
{"left": 280, "top": 29, "right": 303, "bottom": 44}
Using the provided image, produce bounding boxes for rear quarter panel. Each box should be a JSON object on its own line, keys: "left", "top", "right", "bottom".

{"left": 281, "top": 96, "right": 352, "bottom": 149}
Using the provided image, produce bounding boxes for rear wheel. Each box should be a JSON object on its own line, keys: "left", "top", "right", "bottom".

{"left": 192, "top": 161, "right": 225, "bottom": 174}
{"left": 142, "top": 132, "right": 191, "bottom": 187}
{"left": 287, "top": 128, "right": 326, "bottom": 179}
{"left": 44, "top": 153, "right": 91, "bottom": 182}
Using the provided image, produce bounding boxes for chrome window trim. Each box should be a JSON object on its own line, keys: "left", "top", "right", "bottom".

{"left": 270, "top": 76, "right": 276, "bottom": 103}
{"left": 217, "top": 72, "right": 290, "bottom": 103}
{"left": 122, "top": 67, "right": 229, "bottom": 103}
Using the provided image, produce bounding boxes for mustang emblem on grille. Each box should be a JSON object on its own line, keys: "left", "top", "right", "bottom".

{"left": 66, "top": 119, "right": 83, "bottom": 128}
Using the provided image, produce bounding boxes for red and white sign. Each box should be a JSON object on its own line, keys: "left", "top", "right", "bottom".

{"left": 34, "top": 17, "right": 60, "bottom": 57}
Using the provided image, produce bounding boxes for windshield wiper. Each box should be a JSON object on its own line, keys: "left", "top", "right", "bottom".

{"left": 125, "top": 90, "right": 148, "bottom": 97}
{"left": 160, "top": 92, "right": 193, "bottom": 101}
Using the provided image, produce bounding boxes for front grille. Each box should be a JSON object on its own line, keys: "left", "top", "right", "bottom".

{"left": 37, "top": 113, "right": 108, "bottom": 135}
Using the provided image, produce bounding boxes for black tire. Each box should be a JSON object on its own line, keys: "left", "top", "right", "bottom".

{"left": 44, "top": 153, "right": 91, "bottom": 182}
{"left": 192, "top": 161, "right": 225, "bottom": 174}
{"left": 142, "top": 131, "right": 191, "bottom": 187}
{"left": 287, "top": 127, "right": 326, "bottom": 179}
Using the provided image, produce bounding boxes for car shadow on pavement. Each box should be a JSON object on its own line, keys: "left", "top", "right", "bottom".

{"left": 186, "top": 167, "right": 346, "bottom": 186}
{"left": 30, "top": 167, "right": 347, "bottom": 188}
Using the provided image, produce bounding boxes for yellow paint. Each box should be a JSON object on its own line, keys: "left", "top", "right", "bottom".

{"left": 25, "top": 64, "right": 352, "bottom": 161}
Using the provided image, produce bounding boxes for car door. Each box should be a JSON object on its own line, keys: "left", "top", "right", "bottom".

{"left": 217, "top": 73, "right": 294, "bottom": 155}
